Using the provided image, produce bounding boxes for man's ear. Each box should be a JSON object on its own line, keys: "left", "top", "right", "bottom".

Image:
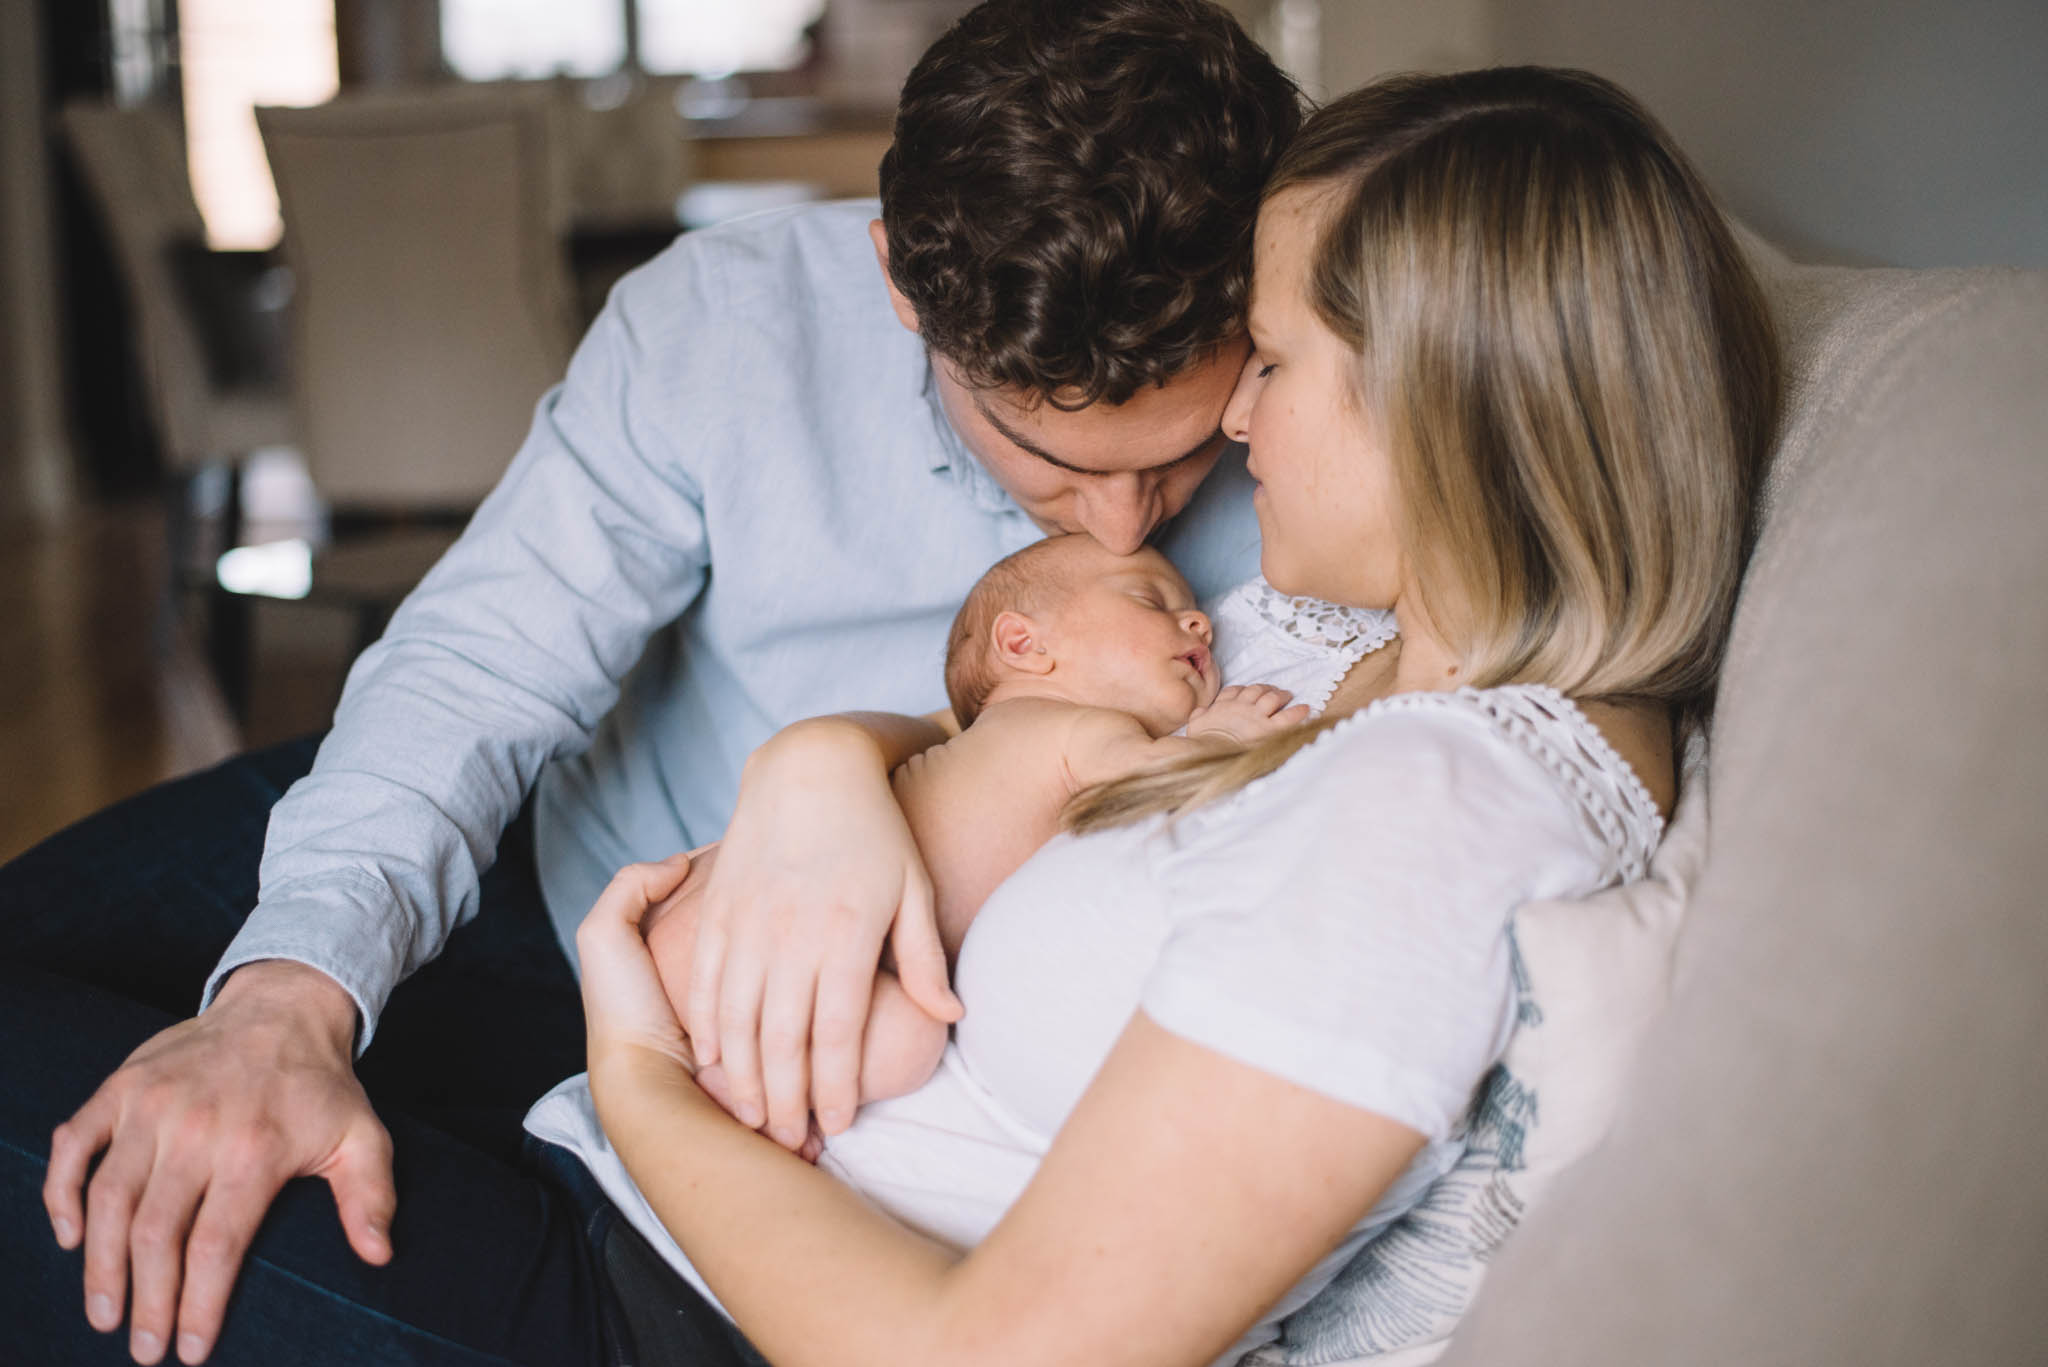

{"left": 991, "top": 610, "right": 1054, "bottom": 675}
{"left": 869, "top": 220, "right": 920, "bottom": 334}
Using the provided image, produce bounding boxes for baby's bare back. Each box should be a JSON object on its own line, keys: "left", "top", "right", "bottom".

{"left": 891, "top": 698, "right": 1102, "bottom": 959}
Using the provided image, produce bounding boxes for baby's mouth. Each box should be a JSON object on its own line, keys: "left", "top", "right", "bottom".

{"left": 1179, "top": 645, "right": 1212, "bottom": 687}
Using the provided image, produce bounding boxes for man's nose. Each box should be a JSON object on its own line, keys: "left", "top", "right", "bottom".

{"left": 1075, "top": 476, "right": 1158, "bottom": 556}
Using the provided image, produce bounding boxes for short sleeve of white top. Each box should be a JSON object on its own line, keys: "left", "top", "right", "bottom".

{"left": 1141, "top": 687, "right": 1655, "bottom": 1139}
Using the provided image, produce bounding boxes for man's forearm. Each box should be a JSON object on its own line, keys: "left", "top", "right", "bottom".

{"left": 210, "top": 959, "right": 361, "bottom": 1055}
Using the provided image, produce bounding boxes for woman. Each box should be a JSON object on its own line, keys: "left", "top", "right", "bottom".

{"left": 561, "top": 66, "right": 1779, "bottom": 1366}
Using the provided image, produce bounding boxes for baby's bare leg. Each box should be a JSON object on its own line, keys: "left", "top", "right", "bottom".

{"left": 641, "top": 843, "right": 951, "bottom": 1117}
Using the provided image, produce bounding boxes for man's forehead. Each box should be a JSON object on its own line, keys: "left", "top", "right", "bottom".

{"left": 970, "top": 341, "right": 1248, "bottom": 473}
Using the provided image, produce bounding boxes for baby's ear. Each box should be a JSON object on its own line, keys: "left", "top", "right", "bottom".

{"left": 991, "top": 610, "right": 1054, "bottom": 675}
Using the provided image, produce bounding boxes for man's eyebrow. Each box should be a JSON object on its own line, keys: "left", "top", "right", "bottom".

{"left": 974, "top": 396, "right": 1225, "bottom": 475}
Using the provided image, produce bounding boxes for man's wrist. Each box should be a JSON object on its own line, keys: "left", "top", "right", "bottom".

{"left": 212, "top": 959, "right": 361, "bottom": 1055}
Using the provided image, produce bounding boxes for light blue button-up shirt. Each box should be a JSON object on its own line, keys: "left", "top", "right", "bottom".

{"left": 205, "top": 200, "right": 1261, "bottom": 1048}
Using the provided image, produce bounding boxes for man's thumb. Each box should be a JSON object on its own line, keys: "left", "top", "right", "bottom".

{"left": 324, "top": 1122, "right": 398, "bottom": 1265}
{"left": 892, "top": 879, "right": 963, "bottom": 1025}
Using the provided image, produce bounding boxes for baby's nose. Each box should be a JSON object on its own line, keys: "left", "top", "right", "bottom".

{"left": 1182, "top": 610, "right": 1212, "bottom": 644}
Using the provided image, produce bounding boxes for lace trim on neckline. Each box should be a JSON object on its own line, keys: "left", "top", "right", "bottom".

{"left": 1235, "top": 579, "right": 1400, "bottom": 656}
{"left": 1220, "top": 683, "right": 1665, "bottom": 881}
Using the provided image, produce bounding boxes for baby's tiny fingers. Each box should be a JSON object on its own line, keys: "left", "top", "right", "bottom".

{"left": 1250, "top": 686, "right": 1295, "bottom": 715}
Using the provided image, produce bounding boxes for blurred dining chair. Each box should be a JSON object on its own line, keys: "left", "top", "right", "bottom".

{"left": 61, "top": 100, "right": 300, "bottom": 715}
{"left": 252, "top": 87, "right": 578, "bottom": 700}
{"left": 256, "top": 87, "right": 576, "bottom": 512}
{"left": 60, "top": 102, "right": 299, "bottom": 484}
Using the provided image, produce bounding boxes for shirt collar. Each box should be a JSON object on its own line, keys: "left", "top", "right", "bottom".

{"left": 920, "top": 353, "right": 1031, "bottom": 517}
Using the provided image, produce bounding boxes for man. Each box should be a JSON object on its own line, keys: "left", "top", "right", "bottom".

{"left": 2, "top": 2, "right": 1299, "bottom": 1361}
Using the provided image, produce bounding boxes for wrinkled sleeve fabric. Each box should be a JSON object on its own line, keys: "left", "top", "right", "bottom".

{"left": 1141, "top": 706, "right": 1594, "bottom": 1139}
{"left": 203, "top": 244, "right": 729, "bottom": 1051}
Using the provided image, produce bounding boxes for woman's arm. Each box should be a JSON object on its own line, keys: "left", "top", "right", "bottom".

{"left": 683, "top": 709, "right": 962, "bottom": 1150}
{"left": 601, "top": 1017, "right": 1419, "bottom": 1367}
{"left": 581, "top": 864, "right": 1423, "bottom": 1367}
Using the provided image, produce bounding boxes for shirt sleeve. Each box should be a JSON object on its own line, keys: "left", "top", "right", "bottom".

{"left": 1140, "top": 704, "right": 1595, "bottom": 1139}
{"left": 203, "top": 241, "right": 729, "bottom": 1051}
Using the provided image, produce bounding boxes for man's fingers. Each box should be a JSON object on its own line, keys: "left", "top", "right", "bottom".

{"left": 889, "top": 874, "right": 961, "bottom": 1026}
{"left": 758, "top": 960, "right": 817, "bottom": 1151}
{"left": 81, "top": 1130, "right": 155, "bottom": 1334}
{"left": 171, "top": 1170, "right": 282, "bottom": 1366}
{"left": 45, "top": 1096, "right": 116, "bottom": 1250}
{"left": 321, "top": 1117, "right": 396, "bottom": 1265}
{"left": 808, "top": 945, "right": 877, "bottom": 1135}
{"left": 124, "top": 1147, "right": 212, "bottom": 1364}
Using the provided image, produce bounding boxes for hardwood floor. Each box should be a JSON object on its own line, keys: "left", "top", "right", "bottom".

{"left": 0, "top": 503, "right": 343, "bottom": 862}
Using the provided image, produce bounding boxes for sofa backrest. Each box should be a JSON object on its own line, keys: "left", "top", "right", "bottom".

{"left": 1439, "top": 244, "right": 2048, "bottom": 1365}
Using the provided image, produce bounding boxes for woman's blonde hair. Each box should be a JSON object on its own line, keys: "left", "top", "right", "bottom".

{"left": 1067, "top": 66, "right": 1781, "bottom": 833}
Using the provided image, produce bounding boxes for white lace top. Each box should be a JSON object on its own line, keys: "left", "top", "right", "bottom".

{"left": 1209, "top": 576, "right": 1400, "bottom": 715}
{"left": 526, "top": 581, "right": 1663, "bottom": 1367}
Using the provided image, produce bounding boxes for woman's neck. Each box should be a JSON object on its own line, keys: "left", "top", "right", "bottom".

{"left": 1384, "top": 591, "right": 1466, "bottom": 697}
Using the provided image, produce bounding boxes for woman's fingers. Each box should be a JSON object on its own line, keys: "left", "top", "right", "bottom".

{"left": 758, "top": 954, "right": 819, "bottom": 1151}
{"left": 683, "top": 905, "right": 729, "bottom": 1070}
{"left": 809, "top": 938, "right": 880, "bottom": 1136}
{"left": 889, "top": 870, "right": 961, "bottom": 1027}
{"left": 713, "top": 940, "right": 769, "bottom": 1129}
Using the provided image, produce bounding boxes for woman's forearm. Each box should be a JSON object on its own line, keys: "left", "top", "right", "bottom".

{"left": 759, "top": 711, "right": 951, "bottom": 777}
{"left": 592, "top": 1046, "right": 962, "bottom": 1365}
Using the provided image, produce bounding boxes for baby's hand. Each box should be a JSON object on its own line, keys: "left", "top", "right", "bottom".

{"left": 1186, "top": 684, "right": 1312, "bottom": 745}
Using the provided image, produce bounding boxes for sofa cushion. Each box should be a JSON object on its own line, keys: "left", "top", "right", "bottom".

{"left": 1436, "top": 248, "right": 2048, "bottom": 1366}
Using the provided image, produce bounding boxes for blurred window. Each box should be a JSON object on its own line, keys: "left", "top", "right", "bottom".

{"left": 442, "top": 0, "right": 823, "bottom": 81}
{"left": 179, "top": 0, "right": 339, "bottom": 249}
{"left": 638, "top": 1, "right": 825, "bottom": 76}
{"left": 440, "top": 0, "right": 626, "bottom": 81}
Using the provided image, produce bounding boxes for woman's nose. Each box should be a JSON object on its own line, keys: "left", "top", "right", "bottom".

{"left": 1221, "top": 353, "right": 1261, "bottom": 443}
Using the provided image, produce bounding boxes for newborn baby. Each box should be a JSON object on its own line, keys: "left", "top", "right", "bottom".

{"left": 651, "top": 534, "right": 1309, "bottom": 1122}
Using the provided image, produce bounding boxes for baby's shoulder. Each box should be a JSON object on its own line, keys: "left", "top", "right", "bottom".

{"left": 966, "top": 698, "right": 1152, "bottom": 781}
{"left": 907, "top": 697, "right": 1094, "bottom": 779}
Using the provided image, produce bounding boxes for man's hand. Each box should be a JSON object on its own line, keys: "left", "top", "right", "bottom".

{"left": 683, "top": 716, "right": 960, "bottom": 1155}
{"left": 42, "top": 960, "right": 392, "bottom": 1366}
{"left": 1186, "top": 684, "right": 1312, "bottom": 745}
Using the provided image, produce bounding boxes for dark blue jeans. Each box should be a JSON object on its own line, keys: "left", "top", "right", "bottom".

{"left": 0, "top": 739, "right": 759, "bottom": 1366}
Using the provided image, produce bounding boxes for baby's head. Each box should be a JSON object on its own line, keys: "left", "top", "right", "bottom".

{"left": 944, "top": 534, "right": 1218, "bottom": 736}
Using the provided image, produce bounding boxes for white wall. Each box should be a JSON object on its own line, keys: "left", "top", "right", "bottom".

{"left": 1306, "top": 0, "right": 2048, "bottom": 269}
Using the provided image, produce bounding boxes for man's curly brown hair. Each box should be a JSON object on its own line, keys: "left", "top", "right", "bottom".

{"left": 877, "top": 0, "right": 1302, "bottom": 409}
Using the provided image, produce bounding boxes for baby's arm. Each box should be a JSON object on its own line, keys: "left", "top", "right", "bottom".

{"left": 1185, "top": 683, "right": 1313, "bottom": 745}
{"left": 643, "top": 846, "right": 951, "bottom": 1115}
{"left": 1065, "top": 684, "right": 1311, "bottom": 788}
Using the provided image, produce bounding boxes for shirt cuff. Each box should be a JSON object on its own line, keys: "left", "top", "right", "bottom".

{"left": 198, "top": 874, "right": 413, "bottom": 1057}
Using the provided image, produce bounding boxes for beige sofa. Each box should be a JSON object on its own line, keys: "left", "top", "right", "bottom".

{"left": 1433, "top": 241, "right": 2048, "bottom": 1362}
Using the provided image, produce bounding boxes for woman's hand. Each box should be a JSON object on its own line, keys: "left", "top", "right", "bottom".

{"left": 684, "top": 715, "right": 961, "bottom": 1153}
{"left": 577, "top": 855, "right": 700, "bottom": 1074}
